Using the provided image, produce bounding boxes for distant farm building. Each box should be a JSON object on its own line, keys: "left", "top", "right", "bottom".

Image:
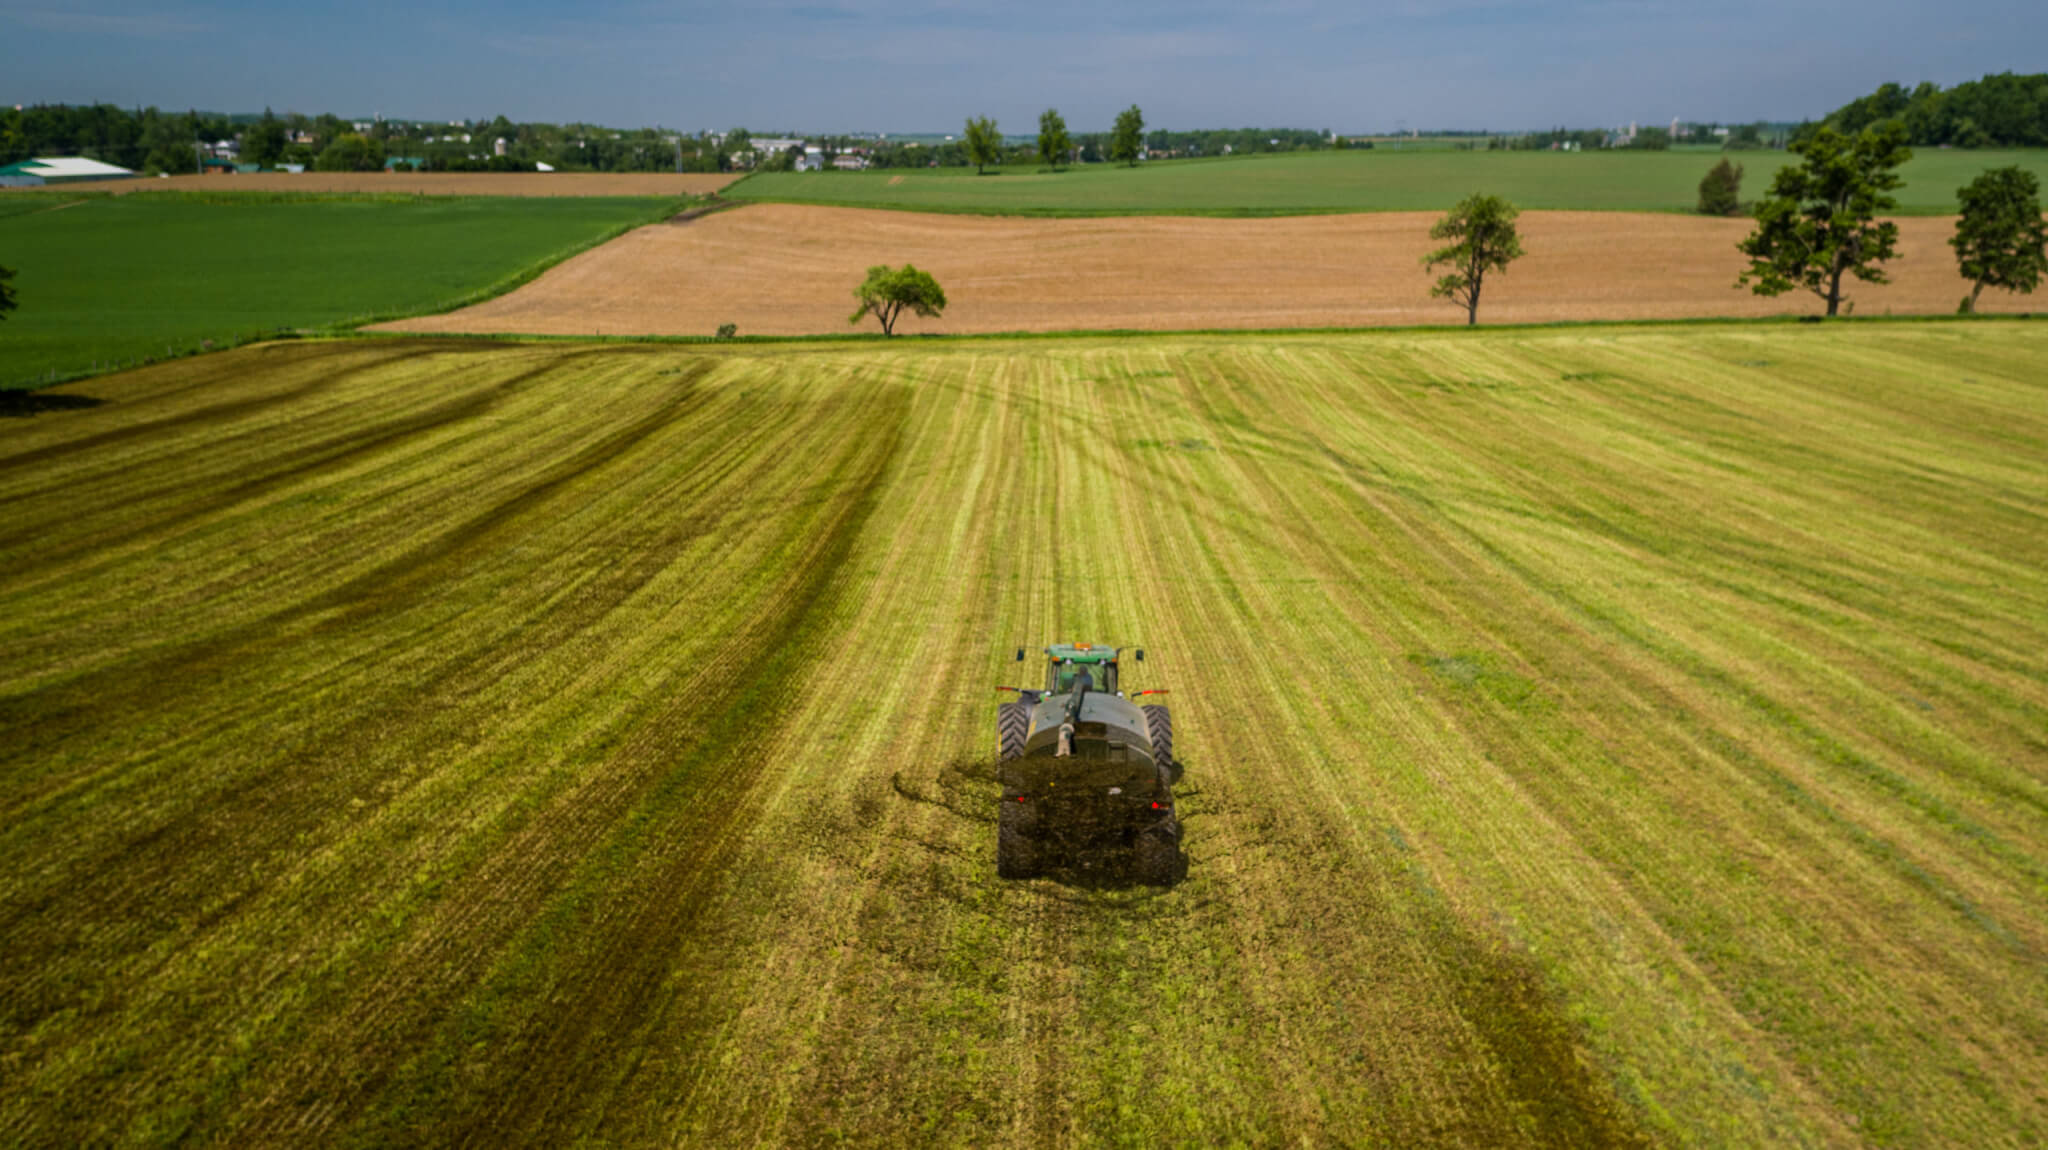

{"left": 0, "top": 156, "right": 136, "bottom": 187}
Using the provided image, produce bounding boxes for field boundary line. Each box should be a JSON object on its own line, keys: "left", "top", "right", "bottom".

{"left": 338, "top": 310, "right": 2044, "bottom": 352}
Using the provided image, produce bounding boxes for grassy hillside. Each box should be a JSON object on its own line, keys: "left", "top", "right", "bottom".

{"left": 0, "top": 194, "right": 687, "bottom": 388}
{"left": 2, "top": 324, "right": 2045, "bottom": 1146}
{"left": 729, "top": 147, "right": 2048, "bottom": 217}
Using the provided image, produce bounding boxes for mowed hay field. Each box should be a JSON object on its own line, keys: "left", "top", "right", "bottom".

{"left": 380, "top": 204, "right": 2038, "bottom": 340}
{"left": 62, "top": 171, "right": 744, "bottom": 197}
{"left": 4, "top": 324, "right": 2047, "bottom": 1146}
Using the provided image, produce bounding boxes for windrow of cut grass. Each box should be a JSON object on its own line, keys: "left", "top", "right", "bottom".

{"left": 0, "top": 194, "right": 692, "bottom": 389}
{"left": 727, "top": 147, "right": 2048, "bottom": 217}
{"left": 1, "top": 323, "right": 2044, "bottom": 1146}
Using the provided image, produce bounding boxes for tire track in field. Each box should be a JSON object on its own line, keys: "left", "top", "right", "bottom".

{"left": 0, "top": 343, "right": 448, "bottom": 483}
{"left": 0, "top": 358, "right": 704, "bottom": 903}
{"left": 0, "top": 348, "right": 635, "bottom": 773}
{"left": 1238, "top": 339, "right": 2034, "bottom": 1140}
{"left": 322, "top": 386, "right": 912, "bottom": 1145}
{"left": 1, "top": 373, "right": 881, "bottom": 1145}
{"left": 0, "top": 364, "right": 725, "bottom": 1048}
{"left": 1117, "top": 348, "right": 1654, "bottom": 1145}
{"left": 0, "top": 347, "right": 617, "bottom": 568}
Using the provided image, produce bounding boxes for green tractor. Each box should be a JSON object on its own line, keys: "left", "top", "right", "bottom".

{"left": 995, "top": 643, "right": 1184, "bottom": 884}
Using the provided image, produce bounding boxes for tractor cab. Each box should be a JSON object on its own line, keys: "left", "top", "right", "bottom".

{"left": 1038, "top": 643, "right": 1133, "bottom": 695}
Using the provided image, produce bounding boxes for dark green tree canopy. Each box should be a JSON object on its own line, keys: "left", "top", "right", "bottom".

{"left": 1811, "top": 72, "right": 2048, "bottom": 148}
{"left": 1111, "top": 105, "right": 1146, "bottom": 166}
{"left": 963, "top": 116, "right": 1000, "bottom": 175}
{"left": 849, "top": 264, "right": 948, "bottom": 337}
{"left": 1422, "top": 193, "right": 1524, "bottom": 326}
{"left": 0, "top": 264, "right": 17, "bottom": 322}
{"left": 1737, "top": 122, "right": 1911, "bottom": 317}
{"left": 1036, "top": 109, "right": 1072, "bottom": 171}
{"left": 1697, "top": 158, "right": 1744, "bottom": 216}
{"left": 1951, "top": 167, "right": 2048, "bottom": 313}
{"left": 314, "top": 133, "right": 385, "bottom": 172}
{"left": 243, "top": 108, "right": 288, "bottom": 169}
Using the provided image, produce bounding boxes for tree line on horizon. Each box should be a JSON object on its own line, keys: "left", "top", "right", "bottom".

{"left": 1805, "top": 72, "right": 2048, "bottom": 149}
{"left": 0, "top": 105, "right": 732, "bottom": 175}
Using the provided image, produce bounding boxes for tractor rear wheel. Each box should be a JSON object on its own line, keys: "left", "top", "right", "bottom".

{"left": 998, "top": 700, "right": 1031, "bottom": 762}
{"left": 997, "top": 799, "right": 1040, "bottom": 879}
{"left": 1132, "top": 821, "right": 1185, "bottom": 886}
{"left": 1144, "top": 704, "right": 1178, "bottom": 784}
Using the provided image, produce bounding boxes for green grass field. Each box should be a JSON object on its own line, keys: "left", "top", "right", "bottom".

{"left": 3, "top": 323, "right": 2045, "bottom": 1146}
{"left": 729, "top": 147, "right": 2048, "bottom": 217}
{"left": 0, "top": 194, "right": 688, "bottom": 388}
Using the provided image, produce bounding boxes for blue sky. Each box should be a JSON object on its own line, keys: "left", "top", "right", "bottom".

{"left": 3, "top": 0, "right": 2042, "bottom": 132}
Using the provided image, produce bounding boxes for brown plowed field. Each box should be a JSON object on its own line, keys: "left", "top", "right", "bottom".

{"left": 65, "top": 171, "right": 741, "bottom": 197}
{"left": 378, "top": 204, "right": 2028, "bottom": 337}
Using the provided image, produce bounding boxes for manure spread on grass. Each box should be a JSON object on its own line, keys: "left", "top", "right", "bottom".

{"left": 883, "top": 757, "right": 1189, "bottom": 893}
{"left": 0, "top": 390, "right": 106, "bottom": 417}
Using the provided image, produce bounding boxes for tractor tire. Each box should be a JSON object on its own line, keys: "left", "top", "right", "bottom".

{"left": 998, "top": 700, "right": 1032, "bottom": 762}
{"left": 997, "top": 799, "right": 1041, "bottom": 879}
{"left": 1132, "top": 820, "right": 1186, "bottom": 886}
{"left": 1144, "top": 704, "right": 1178, "bottom": 784}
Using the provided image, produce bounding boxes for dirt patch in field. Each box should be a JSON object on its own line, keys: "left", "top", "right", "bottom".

{"left": 56, "top": 171, "right": 741, "bottom": 197}
{"left": 376, "top": 204, "right": 2025, "bottom": 338}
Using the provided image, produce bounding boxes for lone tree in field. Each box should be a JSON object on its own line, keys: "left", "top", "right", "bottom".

{"left": 1737, "top": 122, "right": 1910, "bottom": 317}
{"left": 1422, "top": 193, "right": 1524, "bottom": 326}
{"left": 1111, "top": 105, "right": 1146, "bottom": 166}
{"left": 0, "top": 264, "right": 16, "bottom": 322}
{"left": 1697, "top": 158, "right": 1744, "bottom": 216}
{"left": 964, "top": 116, "right": 1000, "bottom": 175}
{"left": 1950, "top": 167, "right": 2047, "bottom": 314}
{"left": 1037, "top": 109, "right": 1072, "bottom": 171}
{"left": 849, "top": 264, "right": 947, "bottom": 336}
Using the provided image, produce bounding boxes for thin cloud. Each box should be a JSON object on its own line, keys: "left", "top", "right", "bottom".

{"left": 7, "top": 6, "right": 204, "bottom": 39}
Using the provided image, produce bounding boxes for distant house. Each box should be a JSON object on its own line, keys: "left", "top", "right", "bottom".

{"left": 832, "top": 153, "right": 866, "bottom": 171}
{"left": 744, "top": 137, "right": 805, "bottom": 169}
{"left": 0, "top": 156, "right": 136, "bottom": 186}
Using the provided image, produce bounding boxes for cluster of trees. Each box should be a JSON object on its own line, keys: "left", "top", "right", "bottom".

{"left": 1, "top": 103, "right": 248, "bottom": 174}
{"left": 1487, "top": 122, "right": 1789, "bottom": 152}
{"left": 1808, "top": 73, "right": 2048, "bottom": 148}
{"left": 1432, "top": 130, "right": 2044, "bottom": 325}
{"left": 0, "top": 103, "right": 735, "bottom": 175}
{"left": 1736, "top": 124, "right": 2043, "bottom": 316}
{"left": 860, "top": 117, "right": 1328, "bottom": 173}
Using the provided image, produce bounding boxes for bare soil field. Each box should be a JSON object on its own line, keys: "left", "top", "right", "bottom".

{"left": 379, "top": 204, "right": 2031, "bottom": 338}
{"left": 65, "top": 171, "right": 741, "bottom": 197}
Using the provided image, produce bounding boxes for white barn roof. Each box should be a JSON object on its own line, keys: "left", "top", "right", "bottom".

{"left": 23, "top": 156, "right": 135, "bottom": 178}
